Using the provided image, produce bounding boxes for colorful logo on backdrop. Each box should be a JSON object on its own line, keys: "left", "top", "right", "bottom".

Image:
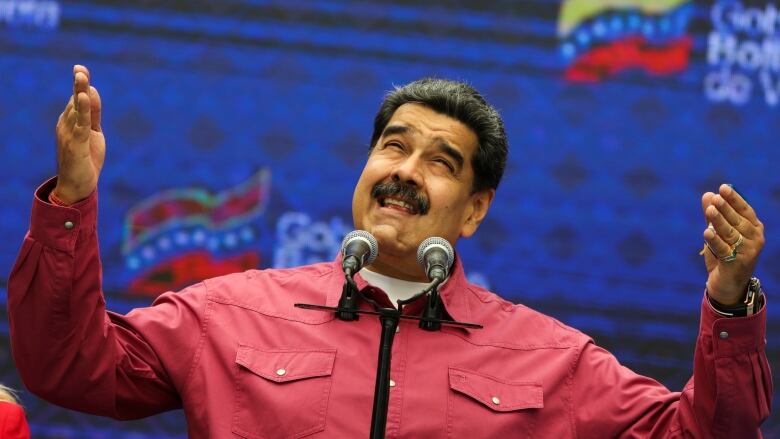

{"left": 558, "top": 0, "right": 694, "bottom": 82}
{"left": 705, "top": 1, "right": 780, "bottom": 106}
{"left": 122, "top": 169, "right": 271, "bottom": 295}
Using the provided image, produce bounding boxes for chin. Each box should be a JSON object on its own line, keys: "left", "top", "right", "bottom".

{"left": 368, "top": 225, "right": 414, "bottom": 256}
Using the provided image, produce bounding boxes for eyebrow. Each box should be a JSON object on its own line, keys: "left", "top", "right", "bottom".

{"left": 381, "top": 124, "right": 416, "bottom": 138}
{"left": 381, "top": 124, "right": 466, "bottom": 171}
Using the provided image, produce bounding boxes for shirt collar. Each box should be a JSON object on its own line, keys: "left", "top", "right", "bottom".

{"left": 435, "top": 255, "right": 475, "bottom": 332}
{"left": 326, "top": 253, "right": 476, "bottom": 333}
{"left": 358, "top": 268, "right": 429, "bottom": 305}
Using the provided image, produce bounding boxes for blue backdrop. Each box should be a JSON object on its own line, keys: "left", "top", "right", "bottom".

{"left": 1, "top": 0, "right": 779, "bottom": 436}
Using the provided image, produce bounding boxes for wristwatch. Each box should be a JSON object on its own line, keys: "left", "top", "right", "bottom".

{"left": 707, "top": 277, "right": 764, "bottom": 317}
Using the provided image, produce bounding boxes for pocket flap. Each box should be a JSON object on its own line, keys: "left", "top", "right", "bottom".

{"left": 236, "top": 345, "right": 336, "bottom": 383}
{"left": 448, "top": 366, "right": 543, "bottom": 412}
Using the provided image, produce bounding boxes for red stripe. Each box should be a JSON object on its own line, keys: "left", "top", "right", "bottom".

{"left": 565, "top": 36, "right": 692, "bottom": 82}
{"left": 128, "top": 251, "right": 261, "bottom": 296}
{"left": 128, "top": 180, "right": 267, "bottom": 236}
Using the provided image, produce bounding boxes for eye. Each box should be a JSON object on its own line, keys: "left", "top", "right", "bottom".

{"left": 434, "top": 158, "right": 455, "bottom": 173}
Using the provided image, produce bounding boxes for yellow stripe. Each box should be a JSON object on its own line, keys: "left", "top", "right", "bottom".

{"left": 558, "top": 0, "right": 689, "bottom": 36}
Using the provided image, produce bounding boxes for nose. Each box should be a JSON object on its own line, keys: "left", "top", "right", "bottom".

{"left": 391, "top": 154, "right": 423, "bottom": 187}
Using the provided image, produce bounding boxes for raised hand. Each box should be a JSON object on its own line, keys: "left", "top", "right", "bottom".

{"left": 52, "top": 65, "right": 105, "bottom": 205}
{"left": 701, "top": 184, "right": 765, "bottom": 305}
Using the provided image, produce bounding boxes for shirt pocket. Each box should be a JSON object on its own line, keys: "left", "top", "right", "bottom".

{"left": 447, "top": 366, "right": 543, "bottom": 439}
{"left": 232, "top": 345, "right": 337, "bottom": 439}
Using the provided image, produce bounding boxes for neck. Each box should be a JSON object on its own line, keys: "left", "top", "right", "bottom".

{"left": 366, "top": 255, "right": 428, "bottom": 282}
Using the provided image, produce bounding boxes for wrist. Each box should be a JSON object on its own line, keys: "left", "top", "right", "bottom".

{"left": 51, "top": 184, "right": 89, "bottom": 205}
{"left": 706, "top": 279, "right": 750, "bottom": 306}
{"left": 707, "top": 277, "right": 764, "bottom": 317}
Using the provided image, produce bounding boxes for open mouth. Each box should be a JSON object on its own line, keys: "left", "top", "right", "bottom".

{"left": 377, "top": 195, "right": 418, "bottom": 214}
{"left": 371, "top": 182, "right": 429, "bottom": 215}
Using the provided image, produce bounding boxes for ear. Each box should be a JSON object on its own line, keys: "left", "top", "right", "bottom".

{"left": 460, "top": 189, "right": 495, "bottom": 238}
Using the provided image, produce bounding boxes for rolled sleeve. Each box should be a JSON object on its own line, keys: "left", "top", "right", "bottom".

{"left": 29, "top": 177, "right": 97, "bottom": 253}
{"left": 692, "top": 291, "right": 772, "bottom": 437}
{"left": 701, "top": 293, "right": 767, "bottom": 358}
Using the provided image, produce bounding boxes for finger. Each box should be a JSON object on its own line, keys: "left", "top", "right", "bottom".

{"left": 720, "top": 184, "right": 760, "bottom": 226}
{"left": 705, "top": 204, "right": 741, "bottom": 245}
{"left": 711, "top": 193, "right": 757, "bottom": 239}
{"left": 702, "top": 206, "right": 739, "bottom": 259}
{"left": 73, "top": 64, "right": 90, "bottom": 81}
{"left": 64, "top": 96, "right": 78, "bottom": 128}
{"left": 73, "top": 71, "right": 89, "bottom": 95}
{"left": 701, "top": 192, "right": 716, "bottom": 225}
{"left": 74, "top": 91, "right": 91, "bottom": 140}
{"left": 703, "top": 224, "right": 731, "bottom": 259}
{"left": 72, "top": 70, "right": 89, "bottom": 112}
{"left": 88, "top": 85, "right": 102, "bottom": 132}
{"left": 60, "top": 96, "right": 75, "bottom": 124}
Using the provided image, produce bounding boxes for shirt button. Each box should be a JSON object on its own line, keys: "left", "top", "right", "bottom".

{"left": 492, "top": 396, "right": 500, "bottom": 405}
{"left": 389, "top": 379, "right": 396, "bottom": 387}
{"left": 719, "top": 331, "right": 729, "bottom": 339}
{"left": 276, "top": 368, "right": 286, "bottom": 376}
{"left": 64, "top": 221, "right": 74, "bottom": 230}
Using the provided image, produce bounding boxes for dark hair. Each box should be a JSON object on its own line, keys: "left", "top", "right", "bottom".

{"left": 369, "top": 78, "right": 508, "bottom": 193}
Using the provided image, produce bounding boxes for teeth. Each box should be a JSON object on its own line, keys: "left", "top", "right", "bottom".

{"left": 384, "top": 198, "right": 414, "bottom": 211}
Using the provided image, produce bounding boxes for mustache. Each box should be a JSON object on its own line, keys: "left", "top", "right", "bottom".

{"left": 371, "top": 182, "right": 430, "bottom": 215}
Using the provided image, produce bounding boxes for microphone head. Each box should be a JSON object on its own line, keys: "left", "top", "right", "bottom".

{"left": 416, "top": 237, "right": 455, "bottom": 277}
{"left": 341, "top": 230, "right": 379, "bottom": 266}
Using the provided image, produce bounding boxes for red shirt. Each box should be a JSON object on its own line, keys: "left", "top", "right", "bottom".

{"left": 8, "top": 180, "right": 773, "bottom": 438}
{"left": 0, "top": 402, "right": 31, "bottom": 439}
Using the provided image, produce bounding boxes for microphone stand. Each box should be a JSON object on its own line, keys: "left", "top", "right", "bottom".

{"left": 295, "top": 276, "right": 481, "bottom": 439}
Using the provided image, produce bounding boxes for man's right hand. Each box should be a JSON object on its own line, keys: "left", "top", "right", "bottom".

{"left": 52, "top": 65, "right": 105, "bottom": 205}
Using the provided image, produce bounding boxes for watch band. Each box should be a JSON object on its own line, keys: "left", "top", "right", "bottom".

{"left": 708, "top": 277, "right": 764, "bottom": 317}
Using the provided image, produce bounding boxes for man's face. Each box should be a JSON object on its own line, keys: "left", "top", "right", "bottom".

{"left": 352, "top": 103, "right": 494, "bottom": 280}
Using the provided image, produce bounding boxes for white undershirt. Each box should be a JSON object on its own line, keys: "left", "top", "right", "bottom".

{"left": 358, "top": 268, "right": 430, "bottom": 308}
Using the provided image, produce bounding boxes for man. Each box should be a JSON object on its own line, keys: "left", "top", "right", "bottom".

{"left": 8, "top": 65, "right": 771, "bottom": 437}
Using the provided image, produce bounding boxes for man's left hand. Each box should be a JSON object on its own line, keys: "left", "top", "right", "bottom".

{"left": 701, "top": 184, "right": 765, "bottom": 306}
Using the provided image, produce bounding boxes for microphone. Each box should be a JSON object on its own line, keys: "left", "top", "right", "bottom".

{"left": 416, "top": 237, "right": 455, "bottom": 282}
{"left": 341, "top": 230, "right": 379, "bottom": 279}
{"left": 337, "top": 230, "right": 378, "bottom": 321}
{"left": 417, "top": 237, "right": 454, "bottom": 332}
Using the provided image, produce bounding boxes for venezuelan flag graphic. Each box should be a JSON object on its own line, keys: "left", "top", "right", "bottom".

{"left": 558, "top": 0, "right": 694, "bottom": 82}
{"left": 122, "top": 169, "right": 271, "bottom": 295}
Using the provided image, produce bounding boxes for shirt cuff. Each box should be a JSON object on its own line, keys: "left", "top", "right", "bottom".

{"left": 29, "top": 176, "right": 98, "bottom": 253}
{"left": 700, "top": 291, "right": 767, "bottom": 358}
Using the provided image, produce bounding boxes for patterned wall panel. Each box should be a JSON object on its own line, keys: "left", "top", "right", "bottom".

{"left": 1, "top": 0, "right": 778, "bottom": 436}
